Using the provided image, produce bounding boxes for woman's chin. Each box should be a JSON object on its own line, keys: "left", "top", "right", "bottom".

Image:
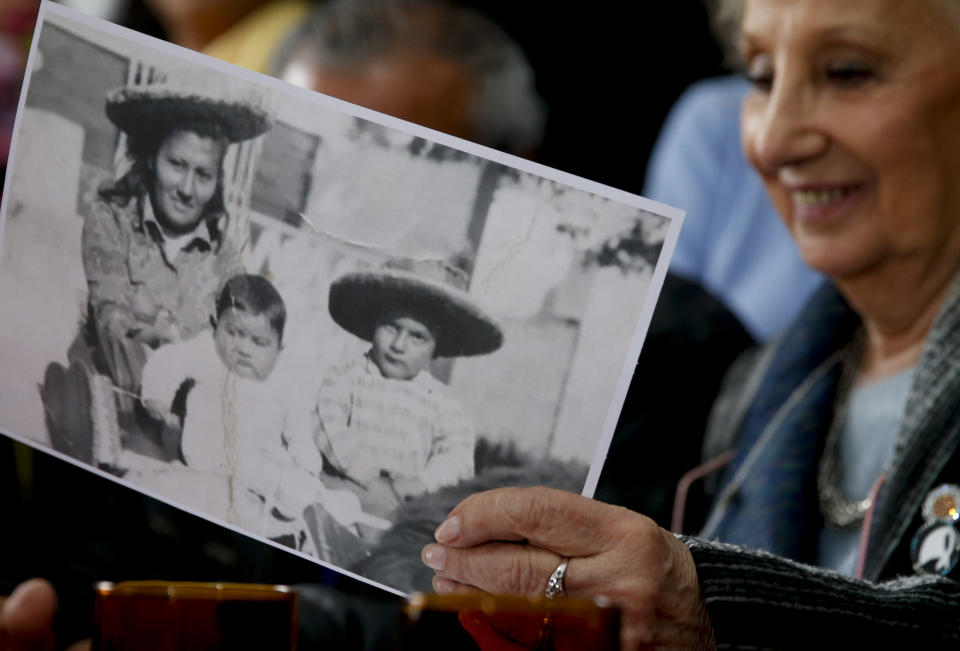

{"left": 796, "top": 244, "right": 874, "bottom": 281}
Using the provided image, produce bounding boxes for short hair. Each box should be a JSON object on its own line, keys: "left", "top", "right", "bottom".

{"left": 707, "top": 0, "right": 744, "bottom": 69}
{"left": 216, "top": 274, "right": 287, "bottom": 343}
{"left": 270, "top": 0, "right": 546, "bottom": 155}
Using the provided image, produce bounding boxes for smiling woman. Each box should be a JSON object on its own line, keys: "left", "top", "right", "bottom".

{"left": 740, "top": 0, "right": 960, "bottom": 324}
{"left": 149, "top": 130, "right": 225, "bottom": 235}
{"left": 40, "top": 73, "right": 272, "bottom": 464}
{"left": 415, "top": 0, "right": 960, "bottom": 648}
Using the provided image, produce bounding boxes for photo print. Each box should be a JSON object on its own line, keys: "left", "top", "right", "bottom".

{"left": 0, "top": 2, "right": 682, "bottom": 595}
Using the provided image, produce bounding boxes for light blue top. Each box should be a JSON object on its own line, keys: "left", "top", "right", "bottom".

{"left": 644, "top": 76, "right": 824, "bottom": 341}
{"left": 817, "top": 367, "right": 916, "bottom": 576}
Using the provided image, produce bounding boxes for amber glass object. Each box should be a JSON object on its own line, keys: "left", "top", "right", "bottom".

{"left": 92, "top": 581, "right": 297, "bottom": 651}
{"left": 401, "top": 592, "right": 620, "bottom": 651}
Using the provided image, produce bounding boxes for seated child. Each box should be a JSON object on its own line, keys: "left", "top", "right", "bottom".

{"left": 310, "top": 258, "right": 503, "bottom": 565}
{"left": 131, "top": 274, "right": 320, "bottom": 553}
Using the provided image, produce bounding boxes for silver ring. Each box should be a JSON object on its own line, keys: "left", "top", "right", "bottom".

{"left": 544, "top": 558, "right": 569, "bottom": 599}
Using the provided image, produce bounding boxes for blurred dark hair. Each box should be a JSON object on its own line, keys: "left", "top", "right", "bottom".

{"left": 216, "top": 274, "right": 288, "bottom": 344}
{"left": 271, "top": 0, "right": 545, "bottom": 155}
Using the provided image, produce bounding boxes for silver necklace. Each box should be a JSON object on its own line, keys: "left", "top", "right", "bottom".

{"left": 817, "top": 332, "right": 871, "bottom": 529}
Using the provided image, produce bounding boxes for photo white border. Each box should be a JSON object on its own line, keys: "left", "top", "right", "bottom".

{"left": 0, "top": 0, "right": 685, "bottom": 596}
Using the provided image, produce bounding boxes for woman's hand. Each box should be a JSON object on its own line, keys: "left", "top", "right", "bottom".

{"left": 132, "top": 309, "right": 179, "bottom": 348}
{"left": 0, "top": 578, "right": 57, "bottom": 650}
{"left": 0, "top": 579, "right": 90, "bottom": 651}
{"left": 420, "top": 487, "right": 715, "bottom": 651}
{"left": 99, "top": 305, "right": 139, "bottom": 341}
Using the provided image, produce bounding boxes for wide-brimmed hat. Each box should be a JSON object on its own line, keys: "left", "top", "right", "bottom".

{"left": 105, "top": 72, "right": 272, "bottom": 143}
{"left": 328, "top": 258, "right": 503, "bottom": 358}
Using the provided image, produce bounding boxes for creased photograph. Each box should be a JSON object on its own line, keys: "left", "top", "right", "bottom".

{"left": 0, "top": 2, "right": 681, "bottom": 595}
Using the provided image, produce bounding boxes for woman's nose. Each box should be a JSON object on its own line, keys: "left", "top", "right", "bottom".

{"left": 175, "top": 171, "right": 196, "bottom": 198}
{"left": 743, "top": 79, "right": 827, "bottom": 174}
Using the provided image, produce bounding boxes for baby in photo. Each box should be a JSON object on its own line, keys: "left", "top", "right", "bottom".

{"left": 135, "top": 274, "right": 320, "bottom": 552}
{"left": 310, "top": 258, "right": 503, "bottom": 565}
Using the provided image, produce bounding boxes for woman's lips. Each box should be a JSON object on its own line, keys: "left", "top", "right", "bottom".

{"left": 169, "top": 195, "right": 194, "bottom": 212}
{"left": 789, "top": 183, "right": 867, "bottom": 221}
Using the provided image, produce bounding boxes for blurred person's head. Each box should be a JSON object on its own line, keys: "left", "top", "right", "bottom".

{"left": 144, "top": 0, "right": 271, "bottom": 50}
{"left": 271, "top": 0, "right": 545, "bottom": 156}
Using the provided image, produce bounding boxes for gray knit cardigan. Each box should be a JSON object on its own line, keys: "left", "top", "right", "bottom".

{"left": 682, "top": 276, "right": 960, "bottom": 649}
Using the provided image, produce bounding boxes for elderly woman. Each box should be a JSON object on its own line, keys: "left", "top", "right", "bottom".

{"left": 9, "top": 0, "right": 960, "bottom": 648}
{"left": 42, "top": 74, "right": 271, "bottom": 462}
{"left": 417, "top": 0, "right": 960, "bottom": 648}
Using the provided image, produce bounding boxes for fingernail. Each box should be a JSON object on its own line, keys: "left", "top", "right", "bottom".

{"left": 421, "top": 544, "right": 446, "bottom": 571}
{"left": 433, "top": 575, "right": 456, "bottom": 594}
{"left": 435, "top": 515, "right": 460, "bottom": 543}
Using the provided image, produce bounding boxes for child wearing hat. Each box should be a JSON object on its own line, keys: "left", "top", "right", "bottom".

{"left": 310, "top": 258, "right": 502, "bottom": 564}
{"left": 127, "top": 274, "right": 320, "bottom": 552}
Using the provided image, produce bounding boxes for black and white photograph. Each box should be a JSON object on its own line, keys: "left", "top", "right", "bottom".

{"left": 0, "top": 2, "right": 681, "bottom": 595}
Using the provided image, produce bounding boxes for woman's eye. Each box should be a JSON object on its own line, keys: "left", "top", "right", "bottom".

{"left": 825, "top": 64, "right": 874, "bottom": 87}
{"left": 746, "top": 71, "right": 773, "bottom": 92}
{"left": 745, "top": 54, "right": 774, "bottom": 92}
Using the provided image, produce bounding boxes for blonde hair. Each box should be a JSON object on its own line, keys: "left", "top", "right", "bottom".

{"left": 707, "top": 0, "right": 744, "bottom": 69}
{"left": 710, "top": 0, "right": 960, "bottom": 68}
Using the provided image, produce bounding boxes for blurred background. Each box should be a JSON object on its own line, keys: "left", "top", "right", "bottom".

{"left": 0, "top": 0, "right": 726, "bottom": 191}
{"left": 0, "top": 0, "right": 733, "bottom": 646}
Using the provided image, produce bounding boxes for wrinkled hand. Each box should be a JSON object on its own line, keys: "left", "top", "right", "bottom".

{"left": 0, "top": 579, "right": 89, "bottom": 651}
{"left": 420, "top": 487, "right": 715, "bottom": 651}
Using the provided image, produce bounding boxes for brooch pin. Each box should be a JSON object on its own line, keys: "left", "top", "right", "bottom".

{"left": 911, "top": 484, "right": 960, "bottom": 576}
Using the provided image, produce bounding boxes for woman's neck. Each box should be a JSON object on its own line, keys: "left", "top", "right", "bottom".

{"left": 839, "top": 261, "right": 958, "bottom": 381}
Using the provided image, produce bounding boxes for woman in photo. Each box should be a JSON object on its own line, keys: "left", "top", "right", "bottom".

{"left": 42, "top": 73, "right": 271, "bottom": 463}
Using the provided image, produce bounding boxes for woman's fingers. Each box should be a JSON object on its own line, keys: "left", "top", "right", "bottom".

{"left": 424, "top": 541, "right": 565, "bottom": 597}
{"left": 431, "top": 576, "right": 485, "bottom": 595}
{"left": 424, "top": 490, "right": 717, "bottom": 650}
{"left": 0, "top": 578, "right": 58, "bottom": 651}
{"left": 437, "top": 487, "right": 637, "bottom": 556}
